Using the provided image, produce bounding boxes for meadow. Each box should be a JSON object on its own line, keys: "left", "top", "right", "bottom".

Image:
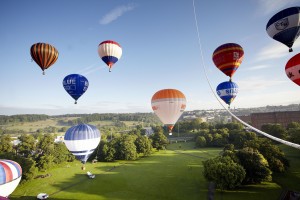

{"left": 9, "top": 142, "right": 300, "bottom": 200}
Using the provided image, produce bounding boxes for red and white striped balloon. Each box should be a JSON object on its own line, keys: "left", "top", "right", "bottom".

{"left": 0, "top": 159, "right": 22, "bottom": 197}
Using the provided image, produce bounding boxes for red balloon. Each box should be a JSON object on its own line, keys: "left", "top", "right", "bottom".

{"left": 285, "top": 53, "right": 300, "bottom": 86}
{"left": 212, "top": 43, "right": 244, "bottom": 79}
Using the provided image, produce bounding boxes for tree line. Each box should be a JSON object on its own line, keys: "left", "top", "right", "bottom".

{"left": 0, "top": 114, "right": 49, "bottom": 124}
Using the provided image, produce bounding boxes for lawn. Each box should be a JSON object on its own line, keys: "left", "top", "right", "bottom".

{"left": 9, "top": 142, "right": 299, "bottom": 200}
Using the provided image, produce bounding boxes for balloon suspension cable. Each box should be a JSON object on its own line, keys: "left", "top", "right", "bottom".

{"left": 192, "top": 0, "right": 300, "bottom": 149}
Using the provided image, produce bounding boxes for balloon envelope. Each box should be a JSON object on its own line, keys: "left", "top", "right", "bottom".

{"left": 285, "top": 53, "right": 300, "bottom": 86}
{"left": 63, "top": 74, "right": 89, "bottom": 104}
{"left": 98, "top": 40, "right": 122, "bottom": 72}
{"left": 64, "top": 124, "right": 101, "bottom": 164}
{"left": 216, "top": 81, "right": 238, "bottom": 106}
{"left": 0, "top": 160, "right": 22, "bottom": 197}
{"left": 151, "top": 89, "right": 186, "bottom": 134}
{"left": 30, "top": 43, "right": 59, "bottom": 74}
{"left": 266, "top": 7, "right": 300, "bottom": 52}
{"left": 212, "top": 43, "right": 244, "bottom": 78}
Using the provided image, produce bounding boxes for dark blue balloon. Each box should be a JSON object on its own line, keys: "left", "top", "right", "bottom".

{"left": 216, "top": 81, "right": 238, "bottom": 107}
{"left": 63, "top": 74, "right": 89, "bottom": 104}
{"left": 266, "top": 7, "right": 300, "bottom": 52}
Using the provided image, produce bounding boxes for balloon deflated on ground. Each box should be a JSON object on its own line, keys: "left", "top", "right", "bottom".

{"left": 151, "top": 89, "right": 186, "bottom": 135}
{"left": 285, "top": 53, "right": 300, "bottom": 86}
{"left": 98, "top": 40, "right": 122, "bottom": 72}
{"left": 266, "top": 7, "right": 300, "bottom": 52}
{"left": 216, "top": 81, "right": 238, "bottom": 108}
{"left": 30, "top": 43, "right": 59, "bottom": 75}
{"left": 63, "top": 74, "right": 89, "bottom": 104}
{"left": 64, "top": 124, "right": 101, "bottom": 169}
{"left": 212, "top": 43, "right": 244, "bottom": 79}
{"left": 0, "top": 159, "right": 22, "bottom": 198}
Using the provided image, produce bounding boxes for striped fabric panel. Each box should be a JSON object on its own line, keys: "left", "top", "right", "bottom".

{"left": 151, "top": 89, "right": 186, "bottom": 101}
{"left": 0, "top": 160, "right": 22, "bottom": 184}
{"left": 99, "top": 40, "right": 121, "bottom": 47}
{"left": 98, "top": 43, "right": 122, "bottom": 59}
{"left": 101, "top": 56, "right": 119, "bottom": 66}
{"left": 30, "top": 43, "right": 58, "bottom": 70}
{"left": 213, "top": 46, "right": 244, "bottom": 57}
{"left": 266, "top": 7, "right": 300, "bottom": 28}
{"left": 64, "top": 124, "right": 100, "bottom": 140}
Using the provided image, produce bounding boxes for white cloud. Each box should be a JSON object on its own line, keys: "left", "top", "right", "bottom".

{"left": 254, "top": 43, "right": 289, "bottom": 62}
{"left": 244, "top": 64, "right": 271, "bottom": 71}
{"left": 99, "top": 4, "right": 136, "bottom": 25}
{"left": 253, "top": 41, "right": 300, "bottom": 63}
{"left": 238, "top": 76, "right": 287, "bottom": 91}
{"left": 256, "top": 0, "right": 299, "bottom": 16}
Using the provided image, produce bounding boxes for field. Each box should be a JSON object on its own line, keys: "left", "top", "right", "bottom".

{"left": 1, "top": 119, "right": 142, "bottom": 133}
{"left": 9, "top": 142, "right": 300, "bottom": 200}
{"left": 0, "top": 118, "right": 77, "bottom": 132}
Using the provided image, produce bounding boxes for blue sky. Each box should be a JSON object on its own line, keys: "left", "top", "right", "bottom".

{"left": 0, "top": 0, "right": 299, "bottom": 115}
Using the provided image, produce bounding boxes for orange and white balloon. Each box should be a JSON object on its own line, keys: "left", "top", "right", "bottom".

{"left": 151, "top": 89, "right": 186, "bottom": 135}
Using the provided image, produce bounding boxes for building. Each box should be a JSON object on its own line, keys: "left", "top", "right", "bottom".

{"left": 233, "top": 111, "right": 300, "bottom": 129}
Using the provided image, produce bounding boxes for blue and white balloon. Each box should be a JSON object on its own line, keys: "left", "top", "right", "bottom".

{"left": 63, "top": 74, "right": 89, "bottom": 104}
{"left": 64, "top": 124, "right": 101, "bottom": 165}
{"left": 266, "top": 7, "right": 300, "bottom": 52}
{"left": 216, "top": 81, "right": 238, "bottom": 108}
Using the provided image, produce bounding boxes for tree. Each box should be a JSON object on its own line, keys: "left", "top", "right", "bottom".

{"left": 288, "top": 127, "right": 300, "bottom": 144}
{"left": 195, "top": 136, "right": 206, "bottom": 147}
{"left": 36, "top": 133, "right": 55, "bottom": 155}
{"left": 228, "top": 130, "right": 247, "bottom": 149}
{"left": 36, "top": 154, "right": 54, "bottom": 171}
{"left": 150, "top": 126, "right": 168, "bottom": 150}
{"left": 0, "top": 134, "right": 13, "bottom": 153}
{"left": 135, "top": 135, "right": 152, "bottom": 156}
{"left": 203, "top": 156, "right": 246, "bottom": 190}
{"left": 53, "top": 142, "right": 75, "bottom": 164}
{"left": 236, "top": 147, "right": 272, "bottom": 184}
{"left": 117, "top": 135, "right": 137, "bottom": 160}
{"left": 258, "top": 139, "right": 289, "bottom": 172}
{"left": 102, "top": 141, "right": 116, "bottom": 162}
{"left": 261, "top": 124, "right": 287, "bottom": 140}
{"left": 17, "top": 134, "right": 36, "bottom": 157}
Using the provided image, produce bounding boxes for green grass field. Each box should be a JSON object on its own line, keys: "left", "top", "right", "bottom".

{"left": 9, "top": 142, "right": 300, "bottom": 200}
{"left": 1, "top": 118, "right": 77, "bottom": 132}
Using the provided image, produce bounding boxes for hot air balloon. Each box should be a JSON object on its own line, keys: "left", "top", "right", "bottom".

{"left": 266, "top": 7, "right": 300, "bottom": 52}
{"left": 216, "top": 81, "right": 238, "bottom": 108}
{"left": 212, "top": 43, "right": 244, "bottom": 80}
{"left": 30, "top": 43, "right": 59, "bottom": 75}
{"left": 98, "top": 40, "right": 122, "bottom": 72}
{"left": 285, "top": 53, "right": 300, "bottom": 86}
{"left": 0, "top": 160, "right": 22, "bottom": 198}
{"left": 63, "top": 74, "right": 89, "bottom": 104}
{"left": 151, "top": 89, "right": 186, "bottom": 135}
{"left": 64, "top": 124, "right": 101, "bottom": 170}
